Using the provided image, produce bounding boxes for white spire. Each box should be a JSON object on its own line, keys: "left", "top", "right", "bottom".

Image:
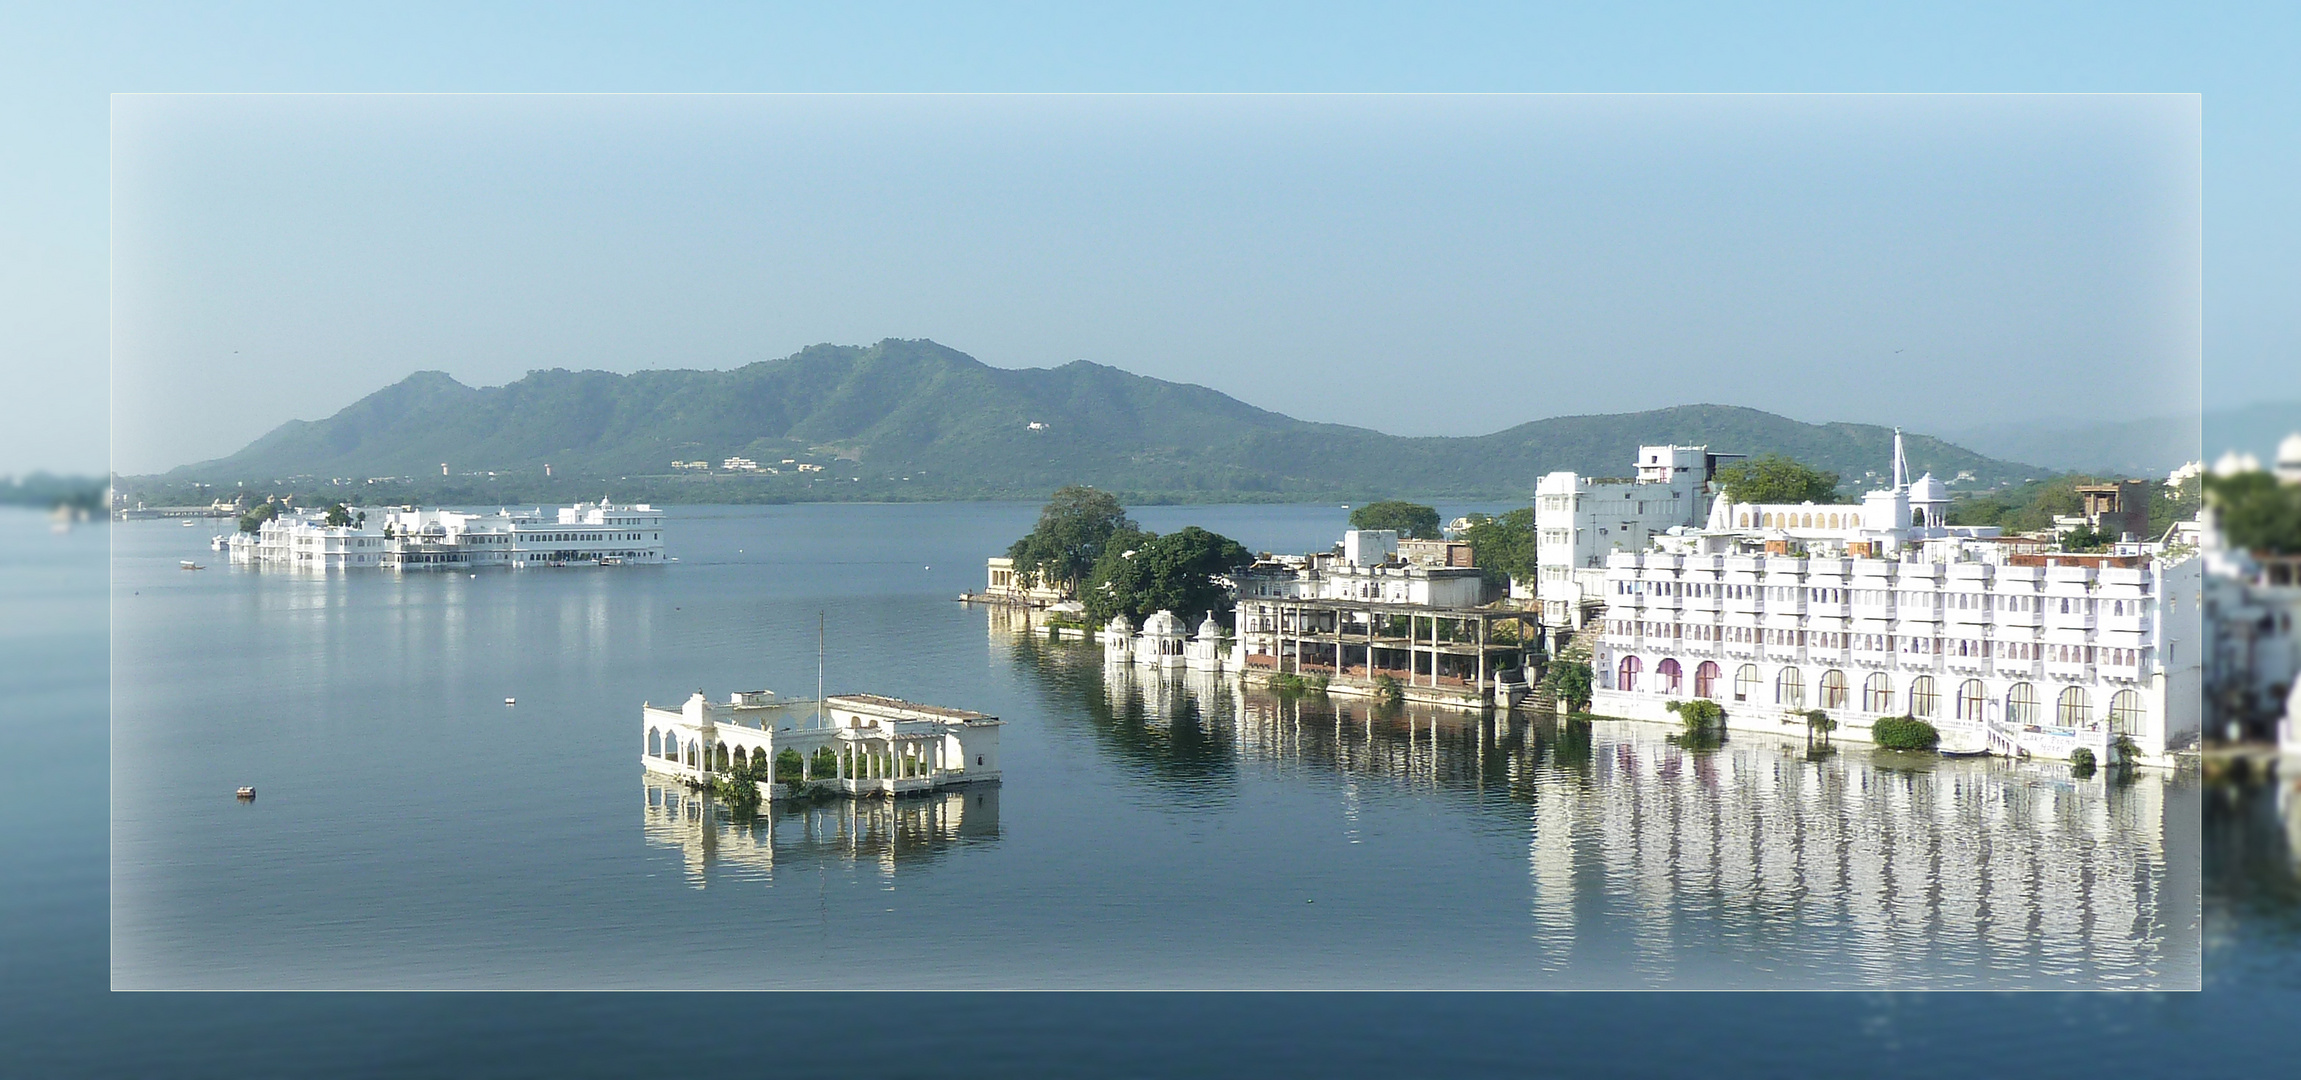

{"left": 1892, "top": 428, "right": 1908, "bottom": 491}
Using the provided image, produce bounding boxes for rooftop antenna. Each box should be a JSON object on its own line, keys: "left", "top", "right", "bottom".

{"left": 1892, "top": 428, "right": 1908, "bottom": 491}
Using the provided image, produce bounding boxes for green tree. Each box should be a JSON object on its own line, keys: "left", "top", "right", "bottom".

{"left": 1714, "top": 454, "right": 1845, "bottom": 505}
{"left": 1349, "top": 500, "right": 1441, "bottom": 539}
{"left": 323, "top": 502, "right": 361, "bottom": 528}
{"left": 774, "top": 748, "right": 805, "bottom": 784}
{"left": 1548, "top": 660, "right": 1593, "bottom": 714}
{"left": 1083, "top": 525, "right": 1254, "bottom": 626}
{"left": 1006, "top": 485, "right": 1137, "bottom": 591}
{"left": 1803, "top": 709, "right": 1837, "bottom": 750}
{"left": 1458, "top": 508, "right": 1538, "bottom": 590}
{"left": 237, "top": 501, "right": 281, "bottom": 534}
{"left": 2207, "top": 471, "right": 2301, "bottom": 554}
{"left": 1666, "top": 698, "right": 1725, "bottom": 739}
{"left": 1871, "top": 715, "right": 1939, "bottom": 751}
{"left": 2058, "top": 522, "right": 2112, "bottom": 553}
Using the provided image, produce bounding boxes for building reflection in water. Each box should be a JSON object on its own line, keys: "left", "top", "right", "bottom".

{"left": 641, "top": 782, "right": 999, "bottom": 890}
{"left": 996, "top": 610, "right": 2194, "bottom": 988}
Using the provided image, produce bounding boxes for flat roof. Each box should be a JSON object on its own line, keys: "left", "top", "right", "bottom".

{"left": 825, "top": 694, "right": 995, "bottom": 722}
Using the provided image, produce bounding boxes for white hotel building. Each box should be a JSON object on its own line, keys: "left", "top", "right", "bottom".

{"left": 1583, "top": 438, "right": 2202, "bottom": 766}
{"left": 227, "top": 500, "right": 665, "bottom": 570}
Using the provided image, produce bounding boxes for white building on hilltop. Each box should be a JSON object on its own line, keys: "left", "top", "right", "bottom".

{"left": 228, "top": 500, "right": 665, "bottom": 570}
{"left": 1586, "top": 436, "right": 2202, "bottom": 767}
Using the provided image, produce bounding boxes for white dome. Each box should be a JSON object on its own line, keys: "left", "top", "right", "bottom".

{"left": 1908, "top": 473, "right": 1949, "bottom": 503}
{"left": 1105, "top": 614, "right": 1134, "bottom": 634}
{"left": 2214, "top": 449, "right": 2263, "bottom": 477}
{"left": 2279, "top": 431, "right": 2301, "bottom": 467}
{"left": 1197, "top": 613, "right": 1223, "bottom": 639}
{"left": 1142, "top": 609, "right": 1186, "bottom": 637}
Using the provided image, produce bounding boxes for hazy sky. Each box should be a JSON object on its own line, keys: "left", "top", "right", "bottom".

{"left": 0, "top": 5, "right": 2294, "bottom": 474}
{"left": 111, "top": 93, "right": 2198, "bottom": 475}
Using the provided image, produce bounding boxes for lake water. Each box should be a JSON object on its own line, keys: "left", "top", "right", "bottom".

{"left": 108, "top": 503, "right": 2195, "bottom": 990}
{"left": 2, "top": 506, "right": 2296, "bottom": 1073}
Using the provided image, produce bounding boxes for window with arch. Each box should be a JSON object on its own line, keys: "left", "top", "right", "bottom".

{"left": 1694, "top": 660, "right": 1720, "bottom": 698}
{"left": 684, "top": 740, "right": 698, "bottom": 768}
{"left": 1818, "top": 669, "right": 1848, "bottom": 709}
{"left": 1907, "top": 676, "right": 1938, "bottom": 718}
{"left": 1863, "top": 672, "right": 1894, "bottom": 713}
{"left": 1776, "top": 667, "right": 1805, "bottom": 709}
{"left": 1739, "top": 513, "right": 1750, "bottom": 527}
{"left": 1956, "top": 679, "right": 1986, "bottom": 721}
{"left": 2006, "top": 682, "right": 2040, "bottom": 725}
{"left": 2108, "top": 689, "right": 2143, "bottom": 734}
{"left": 1657, "top": 658, "right": 1683, "bottom": 693}
{"left": 1734, "top": 664, "right": 1759, "bottom": 702}
{"left": 1802, "top": 513, "right": 1814, "bottom": 528}
{"left": 1618, "top": 655, "right": 1643, "bottom": 692}
{"left": 1762, "top": 513, "right": 1774, "bottom": 527}
{"left": 648, "top": 728, "right": 662, "bottom": 757}
{"left": 1829, "top": 513, "right": 1841, "bottom": 528}
{"left": 2056, "top": 686, "right": 2092, "bottom": 728}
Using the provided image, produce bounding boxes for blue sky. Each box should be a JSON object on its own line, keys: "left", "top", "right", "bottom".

{"left": 3, "top": 2, "right": 2295, "bottom": 473}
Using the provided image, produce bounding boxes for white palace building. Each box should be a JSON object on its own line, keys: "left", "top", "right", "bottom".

{"left": 1584, "top": 436, "right": 2203, "bottom": 767}
{"left": 226, "top": 500, "right": 665, "bottom": 570}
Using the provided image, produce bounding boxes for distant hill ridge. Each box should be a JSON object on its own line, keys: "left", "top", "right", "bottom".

{"left": 164, "top": 338, "right": 2047, "bottom": 501}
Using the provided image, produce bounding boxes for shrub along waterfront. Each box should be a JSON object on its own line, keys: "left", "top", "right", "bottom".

{"left": 1871, "top": 715, "right": 1940, "bottom": 751}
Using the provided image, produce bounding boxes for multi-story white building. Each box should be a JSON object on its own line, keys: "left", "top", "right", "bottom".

{"left": 1585, "top": 438, "right": 2202, "bottom": 766}
{"left": 1535, "top": 445, "right": 1721, "bottom": 639}
{"left": 227, "top": 500, "right": 665, "bottom": 570}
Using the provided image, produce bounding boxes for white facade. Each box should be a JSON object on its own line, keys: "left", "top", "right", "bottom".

{"left": 228, "top": 501, "right": 665, "bottom": 571}
{"left": 1588, "top": 546, "right": 2201, "bottom": 764}
{"left": 1584, "top": 431, "right": 2205, "bottom": 766}
{"left": 1536, "top": 445, "right": 1716, "bottom": 634}
{"left": 641, "top": 690, "right": 1001, "bottom": 798}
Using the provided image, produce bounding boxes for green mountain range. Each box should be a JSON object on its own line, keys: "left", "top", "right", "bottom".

{"left": 152, "top": 338, "right": 2049, "bottom": 503}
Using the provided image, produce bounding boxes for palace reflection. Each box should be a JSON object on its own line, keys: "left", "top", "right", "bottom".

{"left": 641, "top": 781, "right": 1000, "bottom": 889}
{"left": 996, "top": 611, "right": 2196, "bottom": 988}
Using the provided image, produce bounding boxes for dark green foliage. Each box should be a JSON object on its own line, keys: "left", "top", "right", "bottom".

{"left": 1948, "top": 472, "right": 2189, "bottom": 538}
{"left": 808, "top": 745, "right": 839, "bottom": 779}
{"left": 1871, "top": 715, "right": 1940, "bottom": 751}
{"left": 1349, "top": 500, "right": 1441, "bottom": 539}
{"left": 1372, "top": 674, "right": 1404, "bottom": 707}
{"left": 1006, "top": 485, "right": 1136, "bottom": 590}
{"left": 1268, "top": 672, "right": 1329, "bottom": 696}
{"left": 774, "top": 748, "right": 805, "bottom": 783}
{"left": 323, "top": 502, "right": 364, "bottom": 528}
{"left": 237, "top": 500, "right": 281, "bottom": 534}
{"left": 2111, "top": 735, "right": 2142, "bottom": 769}
{"left": 2057, "top": 522, "right": 2113, "bottom": 553}
{"left": 2206, "top": 471, "right": 2301, "bottom": 554}
{"left": 141, "top": 339, "right": 2039, "bottom": 502}
{"left": 1666, "top": 698, "right": 1725, "bottom": 738}
{"left": 1547, "top": 660, "right": 1594, "bottom": 714}
{"left": 1082, "top": 525, "right": 1253, "bottom": 627}
{"left": 2069, "top": 747, "right": 2097, "bottom": 777}
{"left": 2151, "top": 475, "right": 2202, "bottom": 538}
{"left": 1713, "top": 453, "right": 1845, "bottom": 504}
{"left": 1804, "top": 709, "right": 1837, "bottom": 748}
{"left": 712, "top": 755, "right": 775, "bottom": 812}
{"left": 1458, "top": 508, "right": 1538, "bottom": 587}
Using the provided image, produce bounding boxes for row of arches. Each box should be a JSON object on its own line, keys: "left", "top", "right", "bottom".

{"left": 645, "top": 727, "right": 773, "bottom": 773}
{"left": 1615, "top": 657, "right": 2143, "bottom": 731}
{"left": 1740, "top": 510, "right": 1860, "bottom": 530}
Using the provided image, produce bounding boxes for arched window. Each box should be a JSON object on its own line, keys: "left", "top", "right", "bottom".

{"left": 2108, "top": 689, "right": 2143, "bottom": 734}
{"left": 1739, "top": 513, "right": 1750, "bottom": 527}
{"left": 648, "top": 728, "right": 662, "bottom": 757}
{"left": 1819, "top": 669, "right": 1848, "bottom": 708}
{"left": 1802, "top": 513, "right": 1814, "bottom": 528}
{"left": 2006, "top": 682, "right": 2039, "bottom": 725}
{"left": 1908, "top": 676, "right": 1938, "bottom": 718}
{"left": 732, "top": 746, "right": 749, "bottom": 769}
{"left": 1776, "top": 667, "right": 1805, "bottom": 709}
{"left": 1956, "top": 679, "right": 1986, "bottom": 721}
{"left": 1657, "top": 658, "right": 1683, "bottom": 693}
{"left": 1618, "top": 655, "right": 1643, "bottom": 692}
{"left": 684, "top": 740, "right": 698, "bottom": 768}
{"left": 1829, "top": 513, "right": 1841, "bottom": 529}
{"left": 1734, "top": 664, "right": 1759, "bottom": 702}
{"left": 2056, "top": 686, "right": 2092, "bottom": 728}
{"left": 1762, "top": 513, "right": 1774, "bottom": 527}
{"left": 1912, "top": 507, "right": 1928, "bottom": 527}
{"left": 1694, "top": 661, "right": 1720, "bottom": 698}
{"left": 1863, "top": 672, "right": 1894, "bottom": 713}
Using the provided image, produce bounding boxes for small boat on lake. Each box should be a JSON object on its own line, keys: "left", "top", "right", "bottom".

{"left": 1939, "top": 743, "right": 1990, "bottom": 758}
{"left": 180, "top": 560, "right": 205, "bottom": 571}
{"left": 235, "top": 786, "right": 256, "bottom": 799}
{"left": 504, "top": 697, "right": 517, "bottom": 706}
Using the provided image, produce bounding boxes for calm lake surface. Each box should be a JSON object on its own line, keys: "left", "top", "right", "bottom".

{"left": 109, "top": 503, "right": 2196, "bottom": 990}
{"left": 1, "top": 505, "right": 2295, "bottom": 1073}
